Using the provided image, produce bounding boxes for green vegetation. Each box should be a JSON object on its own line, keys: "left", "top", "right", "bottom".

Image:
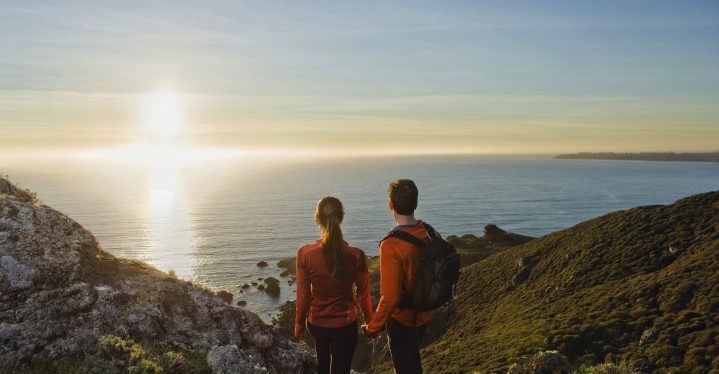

{"left": 581, "top": 361, "right": 641, "bottom": 374}
{"left": 5, "top": 336, "right": 211, "bottom": 374}
{"left": 555, "top": 152, "right": 719, "bottom": 162}
{"left": 414, "top": 191, "right": 719, "bottom": 373}
{"left": 124, "top": 259, "right": 163, "bottom": 272}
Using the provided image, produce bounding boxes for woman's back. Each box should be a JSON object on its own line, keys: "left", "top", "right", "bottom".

{"left": 295, "top": 196, "right": 372, "bottom": 374}
{"left": 296, "top": 240, "right": 371, "bottom": 327}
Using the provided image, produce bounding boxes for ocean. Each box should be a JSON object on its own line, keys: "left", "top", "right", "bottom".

{"left": 2, "top": 155, "right": 717, "bottom": 321}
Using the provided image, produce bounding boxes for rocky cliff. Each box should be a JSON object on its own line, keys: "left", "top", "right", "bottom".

{"left": 0, "top": 177, "right": 314, "bottom": 373}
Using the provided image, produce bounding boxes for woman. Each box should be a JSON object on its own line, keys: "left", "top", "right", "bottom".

{"left": 295, "top": 196, "right": 373, "bottom": 374}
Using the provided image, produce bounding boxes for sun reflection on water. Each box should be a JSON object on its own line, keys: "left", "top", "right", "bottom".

{"left": 145, "top": 148, "right": 197, "bottom": 280}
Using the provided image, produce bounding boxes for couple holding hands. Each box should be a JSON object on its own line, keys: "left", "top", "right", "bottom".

{"left": 295, "top": 179, "right": 456, "bottom": 374}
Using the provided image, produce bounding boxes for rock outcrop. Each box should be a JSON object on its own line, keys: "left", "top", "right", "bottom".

{"left": 217, "top": 290, "right": 233, "bottom": 304}
{"left": 263, "top": 277, "right": 280, "bottom": 297}
{"left": 507, "top": 351, "right": 572, "bottom": 374}
{"left": 0, "top": 178, "right": 314, "bottom": 372}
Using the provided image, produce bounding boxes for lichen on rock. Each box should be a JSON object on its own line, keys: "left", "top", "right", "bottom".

{"left": 207, "top": 345, "right": 268, "bottom": 374}
{"left": 1, "top": 255, "right": 35, "bottom": 289}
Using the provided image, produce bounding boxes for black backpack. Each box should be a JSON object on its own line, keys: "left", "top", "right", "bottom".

{"left": 382, "top": 223, "right": 461, "bottom": 313}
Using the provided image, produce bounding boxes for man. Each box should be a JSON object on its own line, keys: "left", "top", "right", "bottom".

{"left": 362, "top": 179, "right": 432, "bottom": 374}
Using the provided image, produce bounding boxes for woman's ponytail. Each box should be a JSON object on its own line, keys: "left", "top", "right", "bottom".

{"left": 315, "top": 196, "right": 346, "bottom": 278}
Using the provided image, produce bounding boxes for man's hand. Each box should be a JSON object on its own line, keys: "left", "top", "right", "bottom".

{"left": 361, "top": 324, "right": 379, "bottom": 340}
{"left": 294, "top": 324, "right": 304, "bottom": 339}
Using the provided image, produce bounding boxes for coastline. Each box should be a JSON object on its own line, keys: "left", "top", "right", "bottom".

{"left": 555, "top": 151, "right": 719, "bottom": 162}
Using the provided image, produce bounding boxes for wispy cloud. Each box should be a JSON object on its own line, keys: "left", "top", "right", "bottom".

{"left": 1, "top": 0, "right": 718, "bottom": 152}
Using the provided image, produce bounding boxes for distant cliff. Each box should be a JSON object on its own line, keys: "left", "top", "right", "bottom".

{"left": 0, "top": 177, "right": 314, "bottom": 373}
{"left": 555, "top": 152, "right": 719, "bottom": 162}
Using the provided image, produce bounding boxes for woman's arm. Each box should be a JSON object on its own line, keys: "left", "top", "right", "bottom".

{"left": 354, "top": 252, "right": 373, "bottom": 324}
{"left": 294, "top": 249, "right": 311, "bottom": 338}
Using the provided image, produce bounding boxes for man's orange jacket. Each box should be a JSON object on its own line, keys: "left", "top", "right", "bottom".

{"left": 365, "top": 221, "right": 432, "bottom": 333}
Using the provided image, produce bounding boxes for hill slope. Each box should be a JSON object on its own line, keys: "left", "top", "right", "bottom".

{"left": 421, "top": 191, "right": 719, "bottom": 373}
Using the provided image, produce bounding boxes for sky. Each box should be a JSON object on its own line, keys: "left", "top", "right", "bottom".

{"left": 1, "top": 0, "right": 718, "bottom": 155}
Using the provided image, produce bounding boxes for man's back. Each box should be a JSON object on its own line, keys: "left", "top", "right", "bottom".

{"left": 365, "top": 178, "right": 430, "bottom": 374}
{"left": 365, "top": 221, "right": 432, "bottom": 332}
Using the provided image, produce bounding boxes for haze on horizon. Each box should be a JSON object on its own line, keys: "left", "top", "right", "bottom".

{"left": 1, "top": 0, "right": 718, "bottom": 156}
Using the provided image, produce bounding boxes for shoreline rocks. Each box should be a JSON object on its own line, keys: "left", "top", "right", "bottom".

{"left": 263, "top": 277, "right": 280, "bottom": 297}
{"left": 217, "top": 290, "right": 234, "bottom": 304}
{"left": 276, "top": 258, "right": 296, "bottom": 275}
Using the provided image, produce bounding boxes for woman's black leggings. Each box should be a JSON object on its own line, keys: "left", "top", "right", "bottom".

{"left": 307, "top": 319, "right": 358, "bottom": 374}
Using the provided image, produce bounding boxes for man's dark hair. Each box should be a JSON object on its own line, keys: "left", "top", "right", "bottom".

{"left": 388, "top": 179, "right": 418, "bottom": 216}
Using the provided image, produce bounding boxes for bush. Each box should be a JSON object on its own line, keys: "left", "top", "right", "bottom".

{"left": 20, "top": 335, "right": 214, "bottom": 374}
{"left": 96, "top": 336, "right": 160, "bottom": 373}
{"left": 583, "top": 361, "right": 641, "bottom": 374}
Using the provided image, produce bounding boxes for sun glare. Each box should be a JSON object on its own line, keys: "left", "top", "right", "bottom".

{"left": 141, "top": 89, "right": 184, "bottom": 145}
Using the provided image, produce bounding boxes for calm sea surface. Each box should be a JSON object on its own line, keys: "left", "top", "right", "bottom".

{"left": 2, "top": 155, "right": 718, "bottom": 321}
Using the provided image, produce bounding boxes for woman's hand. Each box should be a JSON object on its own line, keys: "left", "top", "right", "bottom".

{"left": 361, "top": 323, "right": 379, "bottom": 340}
{"left": 294, "top": 323, "right": 304, "bottom": 339}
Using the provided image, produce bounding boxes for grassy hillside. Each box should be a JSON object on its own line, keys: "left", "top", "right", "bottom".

{"left": 417, "top": 191, "right": 719, "bottom": 373}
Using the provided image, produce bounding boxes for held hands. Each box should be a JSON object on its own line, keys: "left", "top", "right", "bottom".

{"left": 361, "top": 324, "right": 380, "bottom": 340}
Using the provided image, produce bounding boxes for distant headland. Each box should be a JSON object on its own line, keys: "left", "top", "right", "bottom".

{"left": 555, "top": 152, "right": 719, "bottom": 162}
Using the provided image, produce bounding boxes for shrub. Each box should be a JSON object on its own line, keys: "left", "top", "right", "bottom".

{"left": 583, "top": 361, "right": 642, "bottom": 374}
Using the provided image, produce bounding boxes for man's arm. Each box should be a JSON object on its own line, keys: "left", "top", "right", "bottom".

{"left": 294, "top": 250, "right": 311, "bottom": 337}
{"left": 365, "top": 240, "right": 402, "bottom": 333}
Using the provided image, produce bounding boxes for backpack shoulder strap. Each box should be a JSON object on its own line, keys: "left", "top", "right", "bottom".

{"left": 382, "top": 230, "right": 427, "bottom": 249}
{"left": 422, "top": 222, "right": 443, "bottom": 241}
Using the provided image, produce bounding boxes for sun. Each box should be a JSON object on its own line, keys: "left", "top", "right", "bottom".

{"left": 140, "top": 89, "right": 184, "bottom": 145}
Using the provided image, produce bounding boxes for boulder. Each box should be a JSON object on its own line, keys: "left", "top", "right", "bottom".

{"left": 507, "top": 350, "right": 572, "bottom": 374}
{"left": 257, "top": 261, "right": 269, "bottom": 268}
{"left": 207, "top": 345, "right": 267, "bottom": 374}
{"left": 276, "top": 257, "right": 296, "bottom": 276}
{"left": 639, "top": 328, "right": 658, "bottom": 346}
{"left": 263, "top": 277, "right": 280, "bottom": 297}
{"left": 483, "top": 224, "right": 507, "bottom": 242}
{"left": 217, "top": 290, "right": 233, "bottom": 304}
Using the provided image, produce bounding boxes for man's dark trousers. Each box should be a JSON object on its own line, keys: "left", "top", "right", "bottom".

{"left": 387, "top": 317, "right": 428, "bottom": 374}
